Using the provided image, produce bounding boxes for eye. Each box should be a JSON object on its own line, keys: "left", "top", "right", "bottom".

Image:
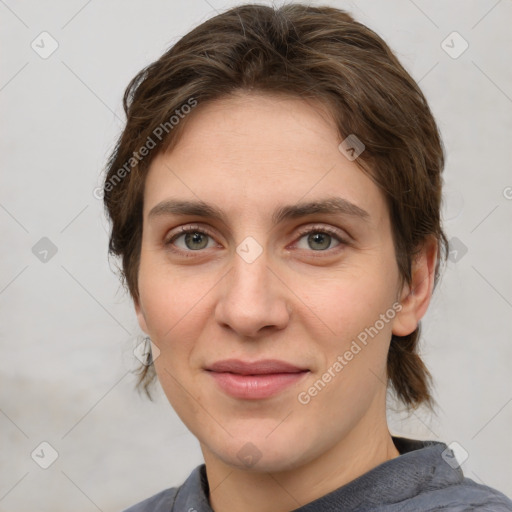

{"left": 294, "top": 225, "right": 347, "bottom": 253}
{"left": 164, "top": 224, "right": 348, "bottom": 256}
{"left": 165, "top": 226, "right": 217, "bottom": 254}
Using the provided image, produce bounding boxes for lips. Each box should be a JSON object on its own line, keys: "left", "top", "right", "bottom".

{"left": 205, "top": 359, "right": 309, "bottom": 400}
{"left": 207, "top": 359, "right": 308, "bottom": 375}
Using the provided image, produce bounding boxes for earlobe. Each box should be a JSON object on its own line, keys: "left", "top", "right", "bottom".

{"left": 134, "top": 299, "right": 149, "bottom": 335}
{"left": 391, "top": 237, "right": 438, "bottom": 337}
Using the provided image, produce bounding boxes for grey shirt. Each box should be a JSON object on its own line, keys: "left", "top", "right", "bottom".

{"left": 123, "top": 436, "right": 512, "bottom": 511}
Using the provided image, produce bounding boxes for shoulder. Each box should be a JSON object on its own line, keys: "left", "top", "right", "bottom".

{"left": 406, "top": 476, "right": 512, "bottom": 511}
{"left": 119, "top": 464, "right": 208, "bottom": 512}
{"left": 387, "top": 437, "right": 512, "bottom": 511}
{"left": 121, "top": 487, "right": 178, "bottom": 512}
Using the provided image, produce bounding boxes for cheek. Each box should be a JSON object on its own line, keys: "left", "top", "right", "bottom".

{"left": 306, "top": 287, "right": 395, "bottom": 417}
{"left": 137, "top": 256, "right": 217, "bottom": 392}
{"left": 307, "top": 262, "right": 398, "bottom": 394}
{"left": 152, "top": 357, "right": 210, "bottom": 442}
{"left": 318, "top": 267, "right": 398, "bottom": 340}
{"left": 137, "top": 255, "right": 204, "bottom": 339}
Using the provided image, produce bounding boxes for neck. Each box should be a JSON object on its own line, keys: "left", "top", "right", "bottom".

{"left": 202, "top": 415, "right": 400, "bottom": 512}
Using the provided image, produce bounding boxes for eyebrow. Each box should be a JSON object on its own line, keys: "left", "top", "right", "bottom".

{"left": 147, "top": 196, "right": 370, "bottom": 225}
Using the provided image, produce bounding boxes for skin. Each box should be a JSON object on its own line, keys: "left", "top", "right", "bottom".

{"left": 135, "top": 92, "right": 437, "bottom": 512}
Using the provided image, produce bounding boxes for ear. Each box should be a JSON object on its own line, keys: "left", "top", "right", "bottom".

{"left": 134, "top": 297, "right": 150, "bottom": 335}
{"left": 392, "top": 236, "right": 438, "bottom": 337}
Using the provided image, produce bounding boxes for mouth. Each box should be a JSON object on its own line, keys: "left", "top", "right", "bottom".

{"left": 205, "top": 359, "right": 310, "bottom": 400}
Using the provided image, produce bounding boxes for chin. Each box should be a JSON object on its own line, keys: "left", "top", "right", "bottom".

{"left": 207, "top": 430, "right": 316, "bottom": 474}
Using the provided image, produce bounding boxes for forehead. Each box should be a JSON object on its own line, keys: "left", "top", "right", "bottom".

{"left": 143, "top": 93, "right": 388, "bottom": 229}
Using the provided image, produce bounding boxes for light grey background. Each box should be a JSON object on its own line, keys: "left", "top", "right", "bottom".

{"left": 1, "top": 0, "right": 511, "bottom": 510}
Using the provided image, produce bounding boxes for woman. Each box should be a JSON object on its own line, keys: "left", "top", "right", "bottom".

{"left": 102, "top": 3, "right": 512, "bottom": 511}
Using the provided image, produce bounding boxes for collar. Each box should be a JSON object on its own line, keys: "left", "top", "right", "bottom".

{"left": 171, "top": 436, "right": 460, "bottom": 511}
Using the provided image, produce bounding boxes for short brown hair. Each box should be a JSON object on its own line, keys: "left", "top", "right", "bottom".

{"left": 103, "top": 3, "right": 448, "bottom": 412}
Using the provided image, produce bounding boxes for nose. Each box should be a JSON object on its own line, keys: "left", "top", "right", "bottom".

{"left": 214, "top": 251, "right": 291, "bottom": 338}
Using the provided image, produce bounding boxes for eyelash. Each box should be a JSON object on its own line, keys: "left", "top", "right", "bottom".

{"left": 164, "top": 224, "right": 349, "bottom": 257}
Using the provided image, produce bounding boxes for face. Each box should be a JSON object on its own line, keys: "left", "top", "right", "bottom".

{"left": 135, "top": 92, "right": 409, "bottom": 473}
